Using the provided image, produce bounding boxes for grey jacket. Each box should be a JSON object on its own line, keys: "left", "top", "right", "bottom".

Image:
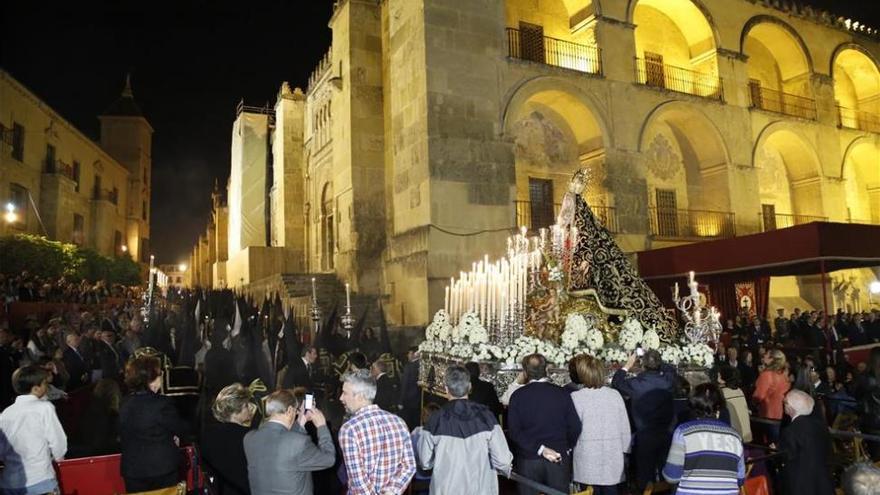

{"left": 417, "top": 399, "right": 513, "bottom": 495}
{"left": 243, "top": 420, "right": 335, "bottom": 495}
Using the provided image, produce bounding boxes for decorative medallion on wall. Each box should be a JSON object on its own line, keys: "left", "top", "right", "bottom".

{"left": 645, "top": 134, "right": 680, "bottom": 181}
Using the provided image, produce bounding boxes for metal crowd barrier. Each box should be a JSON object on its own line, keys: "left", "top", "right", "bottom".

{"left": 507, "top": 471, "right": 568, "bottom": 495}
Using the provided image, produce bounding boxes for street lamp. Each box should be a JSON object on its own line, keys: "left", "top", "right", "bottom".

{"left": 178, "top": 263, "right": 187, "bottom": 272}
{"left": 4, "top": 203, "right": 18, "bottom": 224}
{"left": 121, "top": 245, "right": 128, "bottom": 252}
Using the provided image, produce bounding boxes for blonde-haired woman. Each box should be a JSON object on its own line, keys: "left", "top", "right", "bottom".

{"left": 570, "top": 354, "right": 631, "bottom": 494}
{"left": 202, "top": 383, "right": 256, "bottom": 495}
{"left": 753, "top": 349, "right": 790, "bottom": 444}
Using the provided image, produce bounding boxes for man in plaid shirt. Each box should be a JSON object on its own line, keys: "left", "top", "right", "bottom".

{"left": 339, "top": 369, "right": 416, "bottom": 495}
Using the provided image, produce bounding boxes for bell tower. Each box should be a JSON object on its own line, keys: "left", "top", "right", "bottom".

{"left": 98, "top": 73, "right": 154, "bottom": 263}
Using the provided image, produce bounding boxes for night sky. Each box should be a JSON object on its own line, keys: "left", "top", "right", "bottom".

{"left": 1, "top": 1, "right": 878, "bottom": 264}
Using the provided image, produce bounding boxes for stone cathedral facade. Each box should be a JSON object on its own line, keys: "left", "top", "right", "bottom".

{"left": 190, "top": 0, "right": 880, "bottom": 327}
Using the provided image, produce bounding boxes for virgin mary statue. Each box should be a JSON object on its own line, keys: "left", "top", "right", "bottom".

{"left": 556, "top": 169, "right": 678, "bottom": 340}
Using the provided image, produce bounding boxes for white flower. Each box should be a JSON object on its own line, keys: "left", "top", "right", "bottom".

{"left": 660, "top": 345, "right": 682, "bottom": 366}
{"left": 681, "top": 343, "right": 714, "bottom": 368}
{"left": 584, "top": 328, "right": 604, "bottom": 351}
{"left": 601, "top": 347, "right": 628, "bottom": 364}
{"left": 618, "top": 318, "right": 644, "bottom": 351}
{"left": 548, "top": 266, "right": 564, "bottom": 282}
{"left": 642, "top": 329, "right": 660, "bottom": 350}
{"left": 565, "top": 313, "right": 590, "bottom": 339}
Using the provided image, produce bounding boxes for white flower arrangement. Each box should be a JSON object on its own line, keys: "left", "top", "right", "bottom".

{"left": 584, "top": 328, "right": 604, "bottom": 351}
{"left": 642, "top": 329, "right": 661, "bottom": 350}
{"left": 426, "top": 310, "right": 453, "bottom": 342}
{"left": 601, "top": 347, "right": 629, "bottom": 364}
{"left": 453, "top": 312, "right": 482, "bottom": 344}
{"left": 565, "top": 314, "right": 590, "bottom": 339}
{"left": 548, "top": 266, "right": 564, "bottom": 282}
{"left": 681, "top": 343, "right": 714, "bottom": 368}
{"left": 619, "top": 318, "right": 644, "bottom": 351}
{"left": 659, "top": 345, "right": 682, "bottom": 366}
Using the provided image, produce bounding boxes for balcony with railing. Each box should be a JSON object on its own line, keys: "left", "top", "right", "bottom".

{"left": 634, "top": 59, "right": 724, "bottom": 102}
{"left": 748, "top": 86, "right": 816, "bottom": 120}
{"left": 514, "top": 200, "right": 619, "bottom": 233}
{"left": 838, "top": 106, "right": 880, "bottom": 133}
{"left": 649, "top": 207, "right": 736, "bottom": 239}
{"left": 92, "top": 188, "right": 118, "bottom": 205}
{"left": 506, "top": 28, "right": 602, "bottom": 75}
{"left": 44, "top": 159, "right": 75, "bottom": 180}
{"left": 759, "top": 212, "right": 827, "bottom": 232}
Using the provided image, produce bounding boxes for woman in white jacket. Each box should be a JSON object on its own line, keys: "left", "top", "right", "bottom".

{"left": 570, "top": 354, "right": 631, "bottom": 495}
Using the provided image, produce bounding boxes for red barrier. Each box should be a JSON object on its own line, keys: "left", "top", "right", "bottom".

{"left": 843, "top": 343, "right": 880, "bottom": 366}
{"left": 55, "top": 446, "right": 202, "bottom": 495}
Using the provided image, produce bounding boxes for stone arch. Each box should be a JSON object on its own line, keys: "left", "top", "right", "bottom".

{"left": 740, "top": 16, "right": 813, "bottom": 104}
{"left": 840, "top": 135, "right": 880, "bottom": 224}
{"left": 637, "top": 101, "right": 733, "bottom": 218}
{"left": 831, "top": 43, "right": 880, "bottom": 128}
{"left": 628, "top": 0, "right": 719, "bottom": 81}
{"left": 502, "top": 76, "right": 609, "bottom": 229}
{"left": 627, "top": 0, "right": 721, "bottom": 48}
{"left": 752, "top": 122, "right": 825, "bottom": 224}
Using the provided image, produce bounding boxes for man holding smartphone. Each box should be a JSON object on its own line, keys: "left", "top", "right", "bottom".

{"left": 243, "top": 389, "right": 335, "bottom": 495}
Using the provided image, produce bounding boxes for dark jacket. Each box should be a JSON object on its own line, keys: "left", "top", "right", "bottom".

{"left": 779, "top": 415, "right": 834, "bottom": 495}
{"left": 375, "top": 373, "right": 400, "bottom": 412}
{"left": 282, "top": 357, "right": 313, "bottom": 390}
{"left": 63, "top": 346, "right": 90, "bottom": 391}
{"left": 202, "top": 422, "right": 251, "bottom": 495}
{"left": 611, "top": 364, "right": 676, "bottom": 431}
{"left": 71, "top": 397, "right": 120, "bottom": 458}
{"left": 469, "top": 378, "right": 503, "bottom": 417}
{"left": 399, "top": 359, "right": 421, "bottom": 411}
{"left": 119, "top": 391, "right": 190, "bottom": 480}
{"left": 97, "top": 341, "right": 123, "bottom": 380}
{"left": 508, "top": 381, "right": 581, "bottom": 460}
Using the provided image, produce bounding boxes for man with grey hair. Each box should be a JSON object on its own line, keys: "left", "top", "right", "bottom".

{"left": 843, "top": 463, "right": 880, "bottom": 495}
{"left": 417, "top": 365, "right": 512, "bottom": 494}
{"left": 779, "top": 389, "right": 833, "bottom": 495}
{"left": 243, "top": 389, "right": 335, "bottom": 495}
{"left": 339, "top": 370, "right": 415, "bottom": 494}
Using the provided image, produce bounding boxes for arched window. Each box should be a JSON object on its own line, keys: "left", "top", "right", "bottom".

{"left": 321, "top": 183, "right": 335, "bottom": 271}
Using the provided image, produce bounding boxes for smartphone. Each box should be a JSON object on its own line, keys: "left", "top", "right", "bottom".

{"left": 304, "top": 393, "right": 314, "bottom": 411}
{"left": 636, "top": 346, "right": 645, "bottom": 357}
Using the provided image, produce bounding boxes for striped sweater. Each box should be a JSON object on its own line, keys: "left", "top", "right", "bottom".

{"left": 662, "top": 418, "right": 745, "bottom": 495}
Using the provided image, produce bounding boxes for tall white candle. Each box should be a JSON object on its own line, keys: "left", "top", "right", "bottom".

{"left": 346, "top": 283, "right": 351, "bottom": 308}
{"left": 311, "top": 277, "right": 317, "bottom": 302}
{"left": 445, "top": 286, "right": 449, "bottom": 315}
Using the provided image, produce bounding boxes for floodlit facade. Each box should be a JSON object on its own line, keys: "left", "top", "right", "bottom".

{"left": 0, "top": 70, "right": 153, "bottom": 262}
{"left": 191, "top": 0, "right": 880, "bottom": 325}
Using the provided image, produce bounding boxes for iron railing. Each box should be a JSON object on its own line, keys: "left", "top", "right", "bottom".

{"left": 634, "top": 58, "right": 724, "bottom": 101}
{"left": 749, "top": 86, "right": 816, "bottom": 120}
{"left": 649, "top": 207, "right": 736, "bottom": 239}
{"left": 514, "top": 200, "right": 561, "bottom": 232}
{"left": 759, "top": 212, "right": 827, "bottom": 231}
{"left": 93, "top": 188, "right": 118, "bottom": 205}
{"left": 506, "top": 28, "right": 602, "bottom": 75}
{"left": 591, "top": 205, "right": 619, "bottom": 233}
{"left": 44, "top": 159, "right": 75, "bottom": 180}
{"left": 514, "top": 201, "right": 620, "bottom": 233}
{"left": 838, "top": 106, "right": 880, "bottom": 134}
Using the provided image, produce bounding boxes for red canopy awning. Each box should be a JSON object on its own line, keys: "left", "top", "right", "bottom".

{"left": 637, "top": 222, "right": 880, "bottom": 280}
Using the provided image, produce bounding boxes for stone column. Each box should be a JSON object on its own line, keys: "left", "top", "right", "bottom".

{"left": 594, "top": 16, "right": 636, "bottom": 83}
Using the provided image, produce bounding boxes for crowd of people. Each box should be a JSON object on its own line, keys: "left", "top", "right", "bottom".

{"left": 1, "top": 278, "right": 880, "bottom": 494}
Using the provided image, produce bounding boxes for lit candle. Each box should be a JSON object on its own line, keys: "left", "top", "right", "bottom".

{"left": 445, "top": 286, "right": 449, "bottom": 315}
{"left": 345, "top": 283, "right": 351, "bottom": 309}
{"left": 673, "top": 282, "right": 679, "bottom": 301}
{"left": 311, "top": 277, "right": 317, "bottom": 302}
